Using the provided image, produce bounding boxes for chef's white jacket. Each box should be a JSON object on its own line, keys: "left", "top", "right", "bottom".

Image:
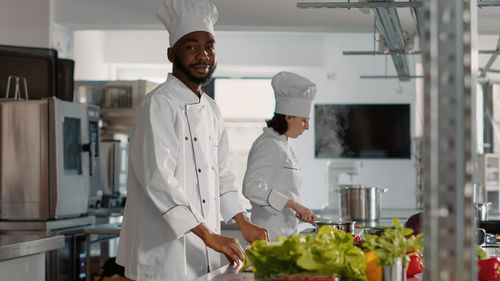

{"left": 116, "top": 74, "right": 246, "bottom": 281}
{"left": 242, "top": 127, "right": 301, "bottom": 242}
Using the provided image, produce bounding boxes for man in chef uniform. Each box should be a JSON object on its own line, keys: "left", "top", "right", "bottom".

{"left": 116, "top": 0, "right": 268, "bottom": 280}
{"left": 243, "top": 72, "right": 318, "bottom": 242}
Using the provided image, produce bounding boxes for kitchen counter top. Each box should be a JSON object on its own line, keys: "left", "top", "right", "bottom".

{"left": 192, "top": 263, "right": 255, "bottom": 281}
{"left": 0, "top": 231, "right": 64, "bottom": 261}
{"left": 193, "top": 264, "right": 422, "bottom": 281}
{"left": 222, "top": 209, "right": 421, "bottom": 230}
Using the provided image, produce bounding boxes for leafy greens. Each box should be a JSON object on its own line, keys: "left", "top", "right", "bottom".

{"left": 362, "top": 218, "right": 423, "bottom": 267}
{"left": 242, "top": 226, "right": 366, "bottom": 280}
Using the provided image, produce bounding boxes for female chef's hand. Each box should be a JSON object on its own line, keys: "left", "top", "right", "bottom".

{"left": 286, "top": 200, "right": 317, "bottom": 224}
{"left": 192, "top": 223, "right": 245, "bottom": 265}
{"left": 233, "top": 213, "right": 269, "bottom": 243}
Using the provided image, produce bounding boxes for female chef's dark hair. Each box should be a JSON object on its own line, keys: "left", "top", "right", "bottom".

{"left": 266, "top": 113, "right": 288, "bottom": 135}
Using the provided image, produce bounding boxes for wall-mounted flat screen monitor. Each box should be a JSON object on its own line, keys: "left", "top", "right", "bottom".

{"left": 315, "top": 104, "right": 411, "bottom": 159}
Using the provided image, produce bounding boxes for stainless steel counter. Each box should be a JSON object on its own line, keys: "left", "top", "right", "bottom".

{"left": 83, "top": 223, "right": 121, "bottom": 281}
{"left": 0, "top": 231, "right": 64, "bottom": 261}
{"left": 192, "top": 263, "right": 256, "bottom": 281}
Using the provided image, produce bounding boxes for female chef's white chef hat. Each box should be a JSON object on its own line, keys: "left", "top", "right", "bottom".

{"left": 157, "top": 0, "right": 218, "bottom": 47}
{"left": 272, "top": 71, "right": 317, "bottom": 118}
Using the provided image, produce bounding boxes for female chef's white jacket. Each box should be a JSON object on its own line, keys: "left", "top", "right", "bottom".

{"left": 242, "top": 127, "right": 301, "bottom": 242}
{"left": 116, "top": 74, "right": 246, "bottom": 281}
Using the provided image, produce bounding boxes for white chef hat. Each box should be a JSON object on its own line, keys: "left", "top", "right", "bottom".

{"left": 157, "top": 0, "right": 218, "bottom": 47}
{"left": 272, "top": 72, "right": 317, "bottom": 118}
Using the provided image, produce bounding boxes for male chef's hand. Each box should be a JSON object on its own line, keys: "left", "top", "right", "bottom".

{"left": 286, "top": 200, "right": 317, "bottom": 224}
{"left": 192, "top": 223, "right": 245, "bottom": 265}
{"left": 233, "top": 213, "right": 269, "bottom": 243}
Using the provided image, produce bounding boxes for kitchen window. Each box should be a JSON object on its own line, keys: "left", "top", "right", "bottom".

{"left": 214, "top": 78, "right": 275, "bottom": 208}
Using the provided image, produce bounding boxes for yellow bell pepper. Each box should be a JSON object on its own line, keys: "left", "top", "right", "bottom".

{"left": 365, "top": 250, "right": 383, "bottom": 281}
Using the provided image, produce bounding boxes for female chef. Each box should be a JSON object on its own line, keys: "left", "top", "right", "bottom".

{"left": 243, "top": 71, "right": 318, "bottom": 241}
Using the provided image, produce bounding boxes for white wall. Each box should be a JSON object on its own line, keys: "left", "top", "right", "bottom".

{"left": 1, "top": 0, "right": 73, "bottom": 57}
{"left": 0, "top": 0, "right": 51, "bottom": 47}
{"left": 73, "top": 31, "right": 109, "bottom": 80}
{"left": 73, "top": 30, "right": 419, "bottom": 210}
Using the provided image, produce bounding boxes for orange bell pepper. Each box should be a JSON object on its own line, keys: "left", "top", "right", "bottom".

{"left": 365, "top": 250, "right": 383, "bottom": 281}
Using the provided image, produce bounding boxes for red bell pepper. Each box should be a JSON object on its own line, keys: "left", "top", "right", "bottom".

{"left": 406, "top": 250, "right": 424, "bottom": 278}
{"left": 477, "top": 257, "right": 500, "bottom": 281}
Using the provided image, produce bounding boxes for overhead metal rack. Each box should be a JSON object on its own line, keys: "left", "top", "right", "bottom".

{"left": 480, "top": 68, "right": 500, "bottom": 73}
{"left": 297, "top": 1, "right": 500, "bottom": 9}
{"left": 409, "top": 0, "right": 426, "bottom": 40}
{"left": 480, "top": 50, "right": 500, "bottom": 54}
{"left": 297, "top": 0, "right": 500, "bottom": 81}
{"left": 359, "top": 75, "right": 423, "bottom": 79}
{"left": 477, "top": 0, "right": 500, "bottom": 6}
{"left": 372, "top": 1, "right": 410, "bottom": 80}
{"left": 343, "top": 50, "right": 421, "bottom": 55}
{"left": 343, "top": 49, "right": 500, "bottom": 55}
{"left": 479, "top": 37, "right": 500, "bottom": 78}
{"left": 298, "top": 1, "right": 413, "bottom": 80}
{"left": 348, "top": 47, "right": 499, "bottom": 79}
{"left": 297, "top": 1, "right": 422, "bottom": 8}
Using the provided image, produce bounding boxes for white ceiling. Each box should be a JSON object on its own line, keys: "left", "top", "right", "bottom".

{"left": 53, "top": 0, "right": 500, "bottom": 34}
{"left": 53, "top": 0, "right": 500, "bottom": 77}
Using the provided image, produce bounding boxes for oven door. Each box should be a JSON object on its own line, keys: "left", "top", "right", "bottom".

{"left": 50, "top": 98, "right": 90, "bottom": 218}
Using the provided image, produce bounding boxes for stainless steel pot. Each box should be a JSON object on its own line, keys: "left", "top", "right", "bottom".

{"left": 383, "top": 257, "right": 406, "bottom": 281}
{"left": 314, "top": 219, "right": 356, "bottom": 234}
{"left": 337, "top": 185, "right": 388, "bottom": 223}
{"left": 475, "top": 202, "right": 491, "bottom": 221}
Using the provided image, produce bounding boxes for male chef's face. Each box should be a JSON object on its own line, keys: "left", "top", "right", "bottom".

{"left": 169, "top": 31, "right": 217, "bottom": 85}
{"left": 285, "top": 116, "right": 310, "bottom": 138}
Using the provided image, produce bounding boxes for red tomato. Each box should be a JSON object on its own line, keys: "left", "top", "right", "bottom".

{"left": 406, "top": 251, "right": 424, "bottom": 277}
{"left": 352, "top": 234, "right": 362, "bottom": 245}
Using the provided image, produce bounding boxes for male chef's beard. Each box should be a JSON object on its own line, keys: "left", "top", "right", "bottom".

{"left": 174, "top": 57, "right": 216, "bottom": 85}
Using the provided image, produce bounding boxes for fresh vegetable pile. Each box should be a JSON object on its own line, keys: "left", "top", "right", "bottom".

{"left": 242, "top": 226, "right": 366, "bottom": 280}
{"left": 242, "top": 218, "right": 424, "bottom": 281}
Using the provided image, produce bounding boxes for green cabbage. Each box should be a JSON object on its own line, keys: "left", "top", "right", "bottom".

{"left": 242, "top": 227, "right": 366, "bottom": 280}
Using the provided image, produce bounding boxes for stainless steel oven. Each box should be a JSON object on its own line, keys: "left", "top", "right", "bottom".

{"left": 99, "top": 139, "right": 128, "bottom": 208}
{"left": 0, "top": 97, "right": 99, "bottom": 220}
